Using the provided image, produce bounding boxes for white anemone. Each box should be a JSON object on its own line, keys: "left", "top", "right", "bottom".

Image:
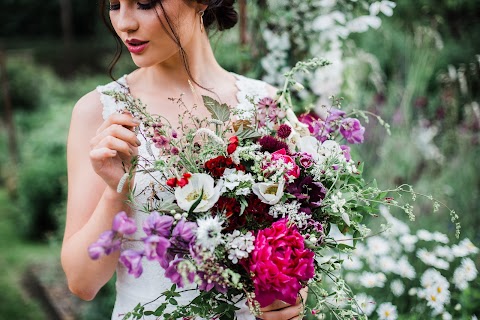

{"left": 175, "top": 173, "right": 223, "bottom": 212}
{"left": 252, "top": 180, "right": 285, "bottom": 205}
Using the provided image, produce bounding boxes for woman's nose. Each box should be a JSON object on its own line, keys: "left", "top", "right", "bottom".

{"left": 116, "top": 7, "right": 139, "bottom": 33}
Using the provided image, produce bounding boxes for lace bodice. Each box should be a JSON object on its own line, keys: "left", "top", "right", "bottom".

{"left": 96, "top": 73, "right": 269, "bottom": 320}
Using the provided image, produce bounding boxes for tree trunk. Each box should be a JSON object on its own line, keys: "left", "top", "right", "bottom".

{"left": 239, "top": 0, "right": 248, "bottom": 46}
{"left": 59, "top": 0, "right": 74, "bottom": 75}
{"left": 0, "top": 49, "right": 19, "bottom": 164}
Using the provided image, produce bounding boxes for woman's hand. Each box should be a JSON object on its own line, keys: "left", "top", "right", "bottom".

{"left": 89, "top": 112, "right": 141, "bottom": 192}
{"left": 257, "top": 287, "right": 308, "bottom": 320}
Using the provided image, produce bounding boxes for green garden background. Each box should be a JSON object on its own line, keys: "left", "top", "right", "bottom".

{"left": 0, "top": 0, "right": 478, "bottom": 319}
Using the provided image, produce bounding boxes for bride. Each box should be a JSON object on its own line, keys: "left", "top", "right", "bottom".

{"left": 61, "top": 0, "right": 306, "bottom": 319}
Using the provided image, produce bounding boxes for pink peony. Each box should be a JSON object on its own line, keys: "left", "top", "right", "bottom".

{"left": 271, "top": 149, "right": 300, "bottom": 179}
{"left": 248, "top": 219, "right": 315, "bottom": 307}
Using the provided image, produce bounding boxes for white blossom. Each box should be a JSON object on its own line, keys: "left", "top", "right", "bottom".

{"left": 196, "top": 215, "right": 224, "bottom": 252}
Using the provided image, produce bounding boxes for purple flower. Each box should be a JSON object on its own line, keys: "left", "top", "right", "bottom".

{"left": 298, "top": 113, "right": 329, "bottom": 142}
{"left": 295, "top": 152, "right": 314, "bottom": 169}
{"left": 325, "top": 109, "right": 346, "bottom": 133}
{"left": 164, "top": 258, "right": 196, "bottom": 288}
{"left": 339, "top": 118, "right": 365, "bottom": 144}
{"left": 88, "top": 230, "right": 121, "bottom": 260}
{"left": 340, "top": 145, "right": 351, "bottom": 162}
{"left": 112, "top": 211, "right": 137, "bottom": 235}
{"left": 153, "top": 135, "right": 170, "bottom": 148}
{"left": 143, "top": 235, "right": 171, "bottom": 265}
{"left": 286, "top": 176, "right": 327, "bottom": 215}
{"left": 143, "top": 211, "right": 174, "bottom": 237}
{"left": 119, "top": 250, "right": 144, "bottom": 278}
{"left": 172, "top": 219, "right": 197, "bottom": 245}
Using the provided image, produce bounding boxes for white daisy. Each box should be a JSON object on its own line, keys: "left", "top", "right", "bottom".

{"left": 195, "top": 215, "right": 224, "bottom": 251}
{"left": 417, "top": 229, "right": 434, "bottom": 241}
{"left": 353, "top": 293, "right": 376, "bottom": 316}
{"left": 359, "top": 272, "right": 386, "bottom": 288}
{"left": 377, "top": 302, "right": 398, "bottom": 320}
{"left": 442, "top": 312, "right": 452, "bottom": 320}
{"left": 390, "top": 279, "right": 405, "bottom": 297}
{"left": 367, "top": 237, "right": 390, "bottom": 256}
{"left": 394, "top": 256, "right": 416, "bottom": 279}
{"left": 399, "top": 234, "right": 418, "bottom": 252}
{"left": 461, "top": 258, "right": 478, "bottom": 281}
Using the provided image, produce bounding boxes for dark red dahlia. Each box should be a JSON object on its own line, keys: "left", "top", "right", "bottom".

{"left": 204, "top": 156, "right": 236, "bottom": 177}
{"left": 258, "top": 136, "right": 290, "bottom": 154}
{"left": 277, "top": 124, "right": 292, "bottom": 139}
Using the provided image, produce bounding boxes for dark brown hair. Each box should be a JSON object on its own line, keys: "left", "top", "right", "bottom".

{"left": 99, "top": 0, "right": 238, "bottom": 83}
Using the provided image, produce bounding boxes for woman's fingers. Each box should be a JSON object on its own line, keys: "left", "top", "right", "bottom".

{"left": 89, "top": 147, "right": 117, "bottom": 162}
{"left": 95, "top": 135, "right": 135, "bottom": 157}
{"left": 91, "top": 123, "right": 141, "bottom": 149}
{"left": 261, "top": 300, "right": 290, "bottom": 312}
{"left": 258, "top": 304, "right": 303, "bottom": 320}
{"left": 95, "top": 112, "right": 140, "bottom": 135}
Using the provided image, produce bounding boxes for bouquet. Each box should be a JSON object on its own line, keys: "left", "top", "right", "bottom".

{"left": 89, "top": 58, "right": 459, "bottom": 320}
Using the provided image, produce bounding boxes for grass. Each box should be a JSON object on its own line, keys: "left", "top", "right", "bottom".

{"left": 0, "top": 187, "right": 59, "bottom": 319}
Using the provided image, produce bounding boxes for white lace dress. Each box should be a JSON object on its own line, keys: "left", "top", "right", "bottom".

{"left": 96, "top": 74, "right": 269, "bottom": 320}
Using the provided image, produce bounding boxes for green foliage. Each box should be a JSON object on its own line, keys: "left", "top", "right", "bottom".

{"left": 15, "top": 102, "right": 70, "bottom": 239}
{"left": 0, "top": 57, "right": 58, "bottom": 114}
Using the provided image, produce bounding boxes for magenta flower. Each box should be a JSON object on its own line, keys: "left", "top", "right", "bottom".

{"left": 112, "top": 211, "right": 137, "bottom": 235}
{"left": 295, "top": 152, "right": 314, "bottom": 169}
{"left": 339, "top": 118, "right": 365, "bottom": 144}
{"left": 298, "top": 113, "right": 329, "bottom": 142}
{"left": 271, "top": 149, "right": 300, "bottom": 179}
{"left": 340, "top": 145, "right": 351, "bottom": 161}
{"left": 248, "top": 219, "right": 315, "bottom": 307}
{"left": 119, "top": 250, "right": 144, "bottom": 278}
{"left": 143, "top": 211, "right": 174, "bottom": 237}
{"left": 143, "top": 235, "right": 171, "bottom": 263}
{"left": 88, "top": 230, "right": 121, "bottom": 260}
{"left": 164, "top": 258, "right": 196, "bottom": 288}
{"left": 153, "top": 135, "right": 170, "bottom": 148}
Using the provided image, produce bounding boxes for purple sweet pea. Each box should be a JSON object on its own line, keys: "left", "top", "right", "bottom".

{"left": 112, "top": 211, "right": 137, "bottom": 235}
{"left": 143, "top": 211, "right": 174, "bottom": 237}
{"left": 164, "top": 258, "right": 196, "bottom": 288}
{"left": 339, "top": 118, "right": 365, "bottom": 144}
{"left": 119, "top": 250, "right": 144, "bottom": 278}
{"left": 298, "top": 113, "right": 329, "bottom": 142}
{"left": 340, "top": 145, "right": 351, "bottom": 162}
{"left": 143, "top": 235, "right": 171, "bottom": 264}
{"left": 325, "top": 109, "right": 346, "bottom": 133}
{"left": 88, "top": 230, "right": 121, "bottom": 260}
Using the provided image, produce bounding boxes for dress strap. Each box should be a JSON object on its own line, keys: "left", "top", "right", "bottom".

{"left": 232, "top": 73, "right": 269, "bottom": 120}
{"left": 96, "top": 75, "right": 130, "bottom": 121}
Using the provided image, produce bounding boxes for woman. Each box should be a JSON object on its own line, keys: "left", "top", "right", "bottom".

{"left": 61, "top": 0, "right": 306, "bottom": 319}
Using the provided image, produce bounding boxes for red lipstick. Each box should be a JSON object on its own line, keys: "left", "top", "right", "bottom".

{"left": 126, "top": 39, "right": 149, "bottom": 54}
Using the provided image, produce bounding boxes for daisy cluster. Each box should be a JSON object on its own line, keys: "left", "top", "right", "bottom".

{"left": 258, "top": 0, "right": 396, "bottom": 108}
{"left": 341, "top": 206, "right": 479, "bottom": 319}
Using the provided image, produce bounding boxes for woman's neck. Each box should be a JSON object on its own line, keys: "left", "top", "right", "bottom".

{"left": 133, "top": 33, "right": 227, "bottom": 93}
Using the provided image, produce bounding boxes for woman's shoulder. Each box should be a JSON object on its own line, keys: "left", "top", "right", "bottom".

{"left": 71, "top": 75, "right": 129, "bottom": 126}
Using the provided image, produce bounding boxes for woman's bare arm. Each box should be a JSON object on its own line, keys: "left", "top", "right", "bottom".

{"left": 61, "top": 90, "right": 139, "bottom": 300}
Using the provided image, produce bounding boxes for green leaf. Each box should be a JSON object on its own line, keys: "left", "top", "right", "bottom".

{"left": 154, "top": 304, "right": 167, "bottom": 316}
{"left": 188, "top": 188, "right": 204, "bottom": 215}
{"left": 203, "top": 95, "right": 230, "bottom": 122}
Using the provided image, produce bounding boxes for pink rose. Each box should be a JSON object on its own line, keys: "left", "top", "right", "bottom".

{"left": 271, "top": 149, "right": 300, "bottom": 180}
{"left": 248, "top": 219, "right": 315, "bottom": 307}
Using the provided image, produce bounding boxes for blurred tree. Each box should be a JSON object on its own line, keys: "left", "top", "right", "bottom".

{"left": 0, "top": 0, "right": 98, "bottom": 38}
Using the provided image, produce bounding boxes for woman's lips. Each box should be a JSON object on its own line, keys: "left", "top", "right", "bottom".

{"left": 126, "top": 39, "right": 149, "bottom": 54}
